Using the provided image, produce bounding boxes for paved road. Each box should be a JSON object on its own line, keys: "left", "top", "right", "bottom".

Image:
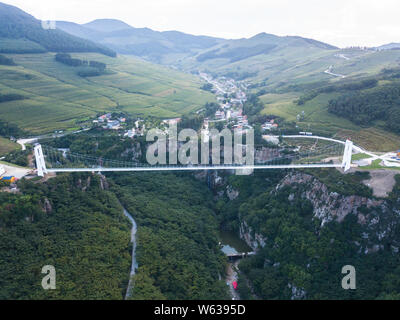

{"left": 17, "top": 138, "right": 38, "bottom": 151}
{"left": 278, "top": 135, "right": 393, "bottom": 162}
{"left": 17, "top": 128, "right": 90, "bottom": 151}
{"left": 324, "top": 65, "right": 346, "bottom": 78}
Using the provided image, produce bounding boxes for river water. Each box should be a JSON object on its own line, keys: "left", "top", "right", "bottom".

{"left": 219, "top": 229, "right": 252, "bottom": 255}
{"left": 219, "top": 229, "right": 252, "bottom": 300}
{"left": 123, "top": 208, "right": 138, "bottom": 300}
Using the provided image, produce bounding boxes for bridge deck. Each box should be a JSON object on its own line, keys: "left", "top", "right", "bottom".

{"left": 46, "top": 163, "right": 342, "bottom": 173}
{"left": 227, "top": 252, "right": 256, "bottom": 257}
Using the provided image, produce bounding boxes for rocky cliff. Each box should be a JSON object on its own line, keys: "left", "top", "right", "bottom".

{"left": 239, "top": 172, "right": 400, "bottom": 254}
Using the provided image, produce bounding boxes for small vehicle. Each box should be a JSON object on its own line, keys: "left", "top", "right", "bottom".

{"left": 232, "top": 281, "right": 238, "bottom": 290}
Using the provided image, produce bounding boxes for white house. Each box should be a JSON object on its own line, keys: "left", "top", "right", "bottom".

{"left": 124, "top": 128, "right": 136, "bottom": 138}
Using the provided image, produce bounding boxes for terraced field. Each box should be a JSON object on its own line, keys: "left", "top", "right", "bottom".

{"left": 260, "top": 91, "right": 400, "bottom": 152}
{"left": 180, "top": 44, "right": 400, "bottom": 91}
{"left": 261, "top": 92, "right": 359, "bottom": 134}
{"left": 0, "top": 53, "right": 214, "bottom": 134}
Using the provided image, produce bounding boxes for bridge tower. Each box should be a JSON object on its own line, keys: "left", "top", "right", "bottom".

{"left": 34, "top": 144, "right": 47, "bottom": 177}
{"left": 341, "top": 140, "right": 353, "bottom": 172}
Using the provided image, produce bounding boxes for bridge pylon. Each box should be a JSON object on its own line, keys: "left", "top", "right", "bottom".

{"left": 34, "top": 144, "right": 47, "bottom": 177}
{"left": 341, "top": 140, "right": 353, "bottom": 172}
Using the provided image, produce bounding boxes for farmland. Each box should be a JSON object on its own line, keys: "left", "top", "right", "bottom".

{"left": 261, "top": 92, "right": 359, "bottom": 132}
{"left": 0, "top": 136, "right": 19, "bottom": 155}
{"left": 0, "top": 53, "right": 214, "bottom": 134}
{"left": 260, "top": 90, "right": 400, "bottom": 152}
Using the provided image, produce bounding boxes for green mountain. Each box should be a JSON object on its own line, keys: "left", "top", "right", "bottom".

{"left": 56, "top": 19, "right": 223, "bottom": 63}
{"left": 177, "top": 32, "right": 339, "bottom": 80}
{"left": 0, "top": 2, "right": 116, "bottom": 56}
{"left": 57, "top": 19, "right": 341, "bottom": 68}
{"left": 83, "top": 19, "right": 134, "bottom": 32}
{"left": 195, "top": 32, "right": 336, "bottom": 64}
{"left": 375, "top": 43, "right": 400, "bottom": 51}
{"left": 54, "top": 15, "right": 400, "bottom": 95}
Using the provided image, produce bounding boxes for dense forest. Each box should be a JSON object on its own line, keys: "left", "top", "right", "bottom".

{"left": 2, "top": 126, "right": 400, "bottom": 300}
{"left": 217, "top": 169, "right": 400, "bottom": 299}
{"left": 0, "top": 168, "right": 230, "bottom": 300}
{"left": 112, "top": 173, "right": 229, "bottom": 300}
{"left": 327, "top": 82, "right": 400, "bottom": 134}
{"left": 55, "top": 53, "right": 107, "bottom": 77}
{"left": 0, "top": 174, "right": 132, "bottom": 299}
{"left": 3, "top": 146, "right": 32, "bottom": 167}
{"left": 297, "top": 79, "right": 378, "bottom": 105}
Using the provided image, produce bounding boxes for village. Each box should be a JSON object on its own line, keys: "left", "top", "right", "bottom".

{"left": 199, "top": 72, "right": 278, "bottom": 137}
{"left": 200, "top": 72, "right": 251, "bottom": 130}
{"left": 90, "top": 72, "right": 279, "bottom": 141}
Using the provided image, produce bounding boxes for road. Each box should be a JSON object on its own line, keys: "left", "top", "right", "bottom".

{"left": 324, "top": 65, "right": 346, "bottom": 78}
{"left": 335, "top": 53, "right": 351, "bottom": 61}
{"left": 278, "top": 135, "right": 388, "bottom": 160}
{"left": 17, "top": 128, "right": 90, "bottom": 151}
{"left": 17, "top": 138, "right": 38, "bottom": 151}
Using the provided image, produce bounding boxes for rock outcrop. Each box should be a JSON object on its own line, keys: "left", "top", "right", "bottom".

{"left": 239, "top": 220, "right": 266, "bottom": 251}
{"left": 42, "top": 197, "right": 52, "bottom": 214}
{"left": 276, "top": 172, "right": 383, "bottom": 227}
{"left": 240, "top": 172, "right": 400, "bottom": 255}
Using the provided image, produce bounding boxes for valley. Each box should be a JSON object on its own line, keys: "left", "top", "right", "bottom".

{"left": 1, "top": 0, "right": 400, "bottom": 303}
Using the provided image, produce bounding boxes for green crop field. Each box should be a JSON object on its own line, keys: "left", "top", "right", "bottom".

{"left": 352, "top": 153, "right": 371, "bottom": 161}
{"left": 0, "top": 136, "right": 19, "bottom": 155}
{"left": 0, "top": 53, "right": 214, "bottom": 134}
{"left": 260, "top": 92, "right": 360, "bottom": 134}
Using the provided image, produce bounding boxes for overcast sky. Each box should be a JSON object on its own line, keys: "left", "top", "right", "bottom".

{"left": 3, "top": 0, "right": 400, "bottom": 47}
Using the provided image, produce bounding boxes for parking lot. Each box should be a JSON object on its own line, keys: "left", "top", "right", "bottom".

{"left": 0, "top": 163, "right": 33, "bottom": 179}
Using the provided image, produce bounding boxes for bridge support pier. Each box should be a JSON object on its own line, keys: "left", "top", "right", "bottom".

{"left": 341, "top": 140, "right": 353, "bottom": 172}
{"left": 34, "top": 144, "right": 47, "bottom": 177}
{"left": 235, "top": 168, "right": 253, "bottom": 175}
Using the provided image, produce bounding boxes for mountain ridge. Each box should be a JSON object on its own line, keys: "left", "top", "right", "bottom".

{"left": 56, "top": 17, "right": 340, "bottom": 68}
{"left": 0, "top": 2, "right": 116, "bottom": 56}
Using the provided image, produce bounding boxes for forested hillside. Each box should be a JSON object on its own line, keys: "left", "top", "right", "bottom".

{"left": 217, "top": 169, "right": 400, "bottom": 300}
{"left": 0, "top": 174, "right": 132, "bottom": 299}
{"left": 0, "top": 170, "right": 229, "bottom": 300}
{"left": 328, "top": 82, "right": 400, "bottom": 134}
{"left": 113, "top": 173, "right": 229, "bottom": 300}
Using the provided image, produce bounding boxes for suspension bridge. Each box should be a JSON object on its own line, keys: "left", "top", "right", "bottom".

{"left": 33, "top": 135, "right": 355, "bottom": 177}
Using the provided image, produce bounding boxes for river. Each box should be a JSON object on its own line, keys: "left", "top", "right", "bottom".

{"left": 123, "top": 208, "right": 138, "bottom": 300}
{"left": 219, "top": 228, "right": 252, "bottom": 300}
{"left": 219, "top": 229, "right": 252, "bottom": 255}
